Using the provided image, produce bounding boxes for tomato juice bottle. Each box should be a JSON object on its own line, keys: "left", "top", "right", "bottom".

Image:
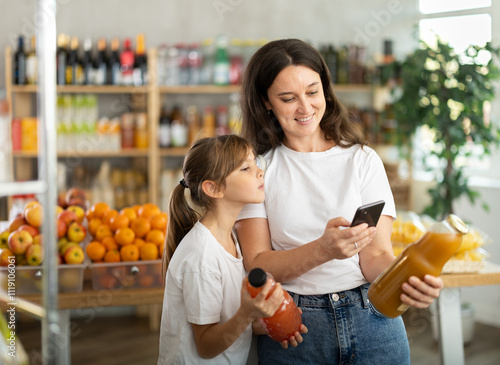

{"left": 247, "top": 268, "right": 302, "bottom": 343}
{"left": 368, "top": 214, "right": 468, "bottom": 318}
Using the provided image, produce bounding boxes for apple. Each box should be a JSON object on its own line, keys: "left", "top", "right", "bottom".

{"left": 57, "top": 237, "right": 69, "bottom": 253}
{"left": 15, "top": 254, "right": 28, "bottom": 266}
{"left": 24, "top": 200, "right": 40, "bottom": 210}
{"left": 57, "top": 218, "right": 67, "bottom": 239}
{"left": 63, "top": 245, "right": 85, "bottom": 265}
{"left": 0, "top": 249, "right": 15, "bottom": 266}
{"left": 9, "top": 216, "right": 27, "bottom": 232}
{"left": 59, "top": 242, "right": 79, "bottom": 256}
{"left": 33, "top": 234, "right": 43, "bottom": 245}
{"left": 67, "top": 222, "right": 87, "bottom": 243}
{"left": 57, "top": 210, "right": 78, "bottom": 226}
{"left": 24, "top": 204, "right": 43, "bottom": 228}
{"left": 16, "top": 224, "right": 40, "bottom": 238}
{"left": 0, "top": 230, "right": 10, "bottom": 249}
{"left": 8, "top": 230, "right": 33, "bottom": 255}
{"left": 66, "top": 205, "right": 85, "bottom": 223}
{"left": 56, "top": 205, "right": 64, "bottom": 217}
{"left": 25, "top": 244, "right": 44, "bottom": 266}
{"left": 65, "top": 188, "right": 87, "bottom": 207}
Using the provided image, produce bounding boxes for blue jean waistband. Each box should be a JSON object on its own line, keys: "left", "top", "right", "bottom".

{"left": 288, "top": 283, "right": 371, "bottom": 309}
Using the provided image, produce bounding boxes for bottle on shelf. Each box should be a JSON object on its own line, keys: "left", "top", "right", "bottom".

{"left": 93, "top": 38, "right": 108, "bottom": 85}
{"left": 336, "top": 45, "right": 349, "bottom": 85}
{"left": 213, "top": 34, "right": 230, "bottom": 86}
{"left": 157, "top": 44, "right": 169, "bottom": 86}
{"left": 229, "top": 38, "right": 244, "bottom": 85}
{"left": 13, "top": 35, "right": 26, "bottom": 85}
{"left": 186, "top": 105, "right": 200, "bottom": 145}
{"left": 188, "top": 43, "right": 202, "bottom": 86}
{"left": 56, "top": 33, "right": 68, "bottom": 85}
{"left": 133, "top": 33, "right": 148, "bottom": 86}
{"left": 25, "top": 36, "right": 37, "bottom": 85}
{"left": 0, "top": 96, "right": 12, "bottom": 183}
{"left": 158, "top": 106, "right": 171, "bottom": 148}
{"left": 134, "top": 113, "right": 148, "bottom": 148}
{"left": 368, "top": 214, "right": 468, "bottom": 318}
{"left": 165, "top": 44, "right": 180, "bottom": 86}
{"left": 201, "top": 105, "right": 216, "bottom": 138}
{"left": 200, "top": 38, "right": 215, "bottom": 85}
{"left": 228, "top": 93, "right": 242, "bottom": 135}
{"left": 170, "top": 105, "right": 187, "bottom": 147}
{"left": 215, "top": 105, "right": 229, "bottom": 136}
{"left": 120, "top": 112, "right": 135, "bottom": 149}
{"left": 66, "top": 36, "right": 83, "bottom": 85}
{"left": 109, "top": 38, "right": 121, "bottom": 85}
{"left": 120, "top": 38, "right": 135, "bottom": 86}
{"left": 247, "top": 268, "right": 303, "bottom": 343}
{"left": 81, "top": 37, "right": 93, "bottom": 85}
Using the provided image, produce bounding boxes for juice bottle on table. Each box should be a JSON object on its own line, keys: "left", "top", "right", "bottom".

{"left": 368, "top": 214, "right": 468, "bottom": 318}
{"left": 247, "top": 268, "right": 302, "bottom": 343}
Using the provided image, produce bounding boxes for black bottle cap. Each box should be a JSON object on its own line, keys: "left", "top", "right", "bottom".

{"left": 248, "top": 268, "right": 267, "bottom": 288}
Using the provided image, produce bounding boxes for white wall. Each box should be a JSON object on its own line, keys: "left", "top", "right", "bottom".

{"left": 1, "top": 0, "right": 499, "bottom": 325}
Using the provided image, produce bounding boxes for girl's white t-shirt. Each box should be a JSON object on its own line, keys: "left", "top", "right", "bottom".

{"left": 158, "top": 222, "right": 251, "bottom": 365}
{"left": 238, "top": 144, "right": 396, "bottom": 295}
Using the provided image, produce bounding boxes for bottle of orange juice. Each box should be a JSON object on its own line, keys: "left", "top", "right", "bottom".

{"left": 247, "top": 268, "right": 302, "bottom": 343}
{"left": 368, "top": 214, "right": 468, "bottom": 318}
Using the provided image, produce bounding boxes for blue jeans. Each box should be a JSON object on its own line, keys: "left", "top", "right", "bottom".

{"left": 258, "top": 283, "right": 410, "bottom": 365}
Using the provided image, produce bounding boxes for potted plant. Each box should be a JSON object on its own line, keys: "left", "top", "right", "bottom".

{"left": 392, "top": 38, "right": 500, "bottom": 219}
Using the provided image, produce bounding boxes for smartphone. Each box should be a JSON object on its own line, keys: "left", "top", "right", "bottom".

{"left": 350, "top": 200, "right": 385, "bottom": 227}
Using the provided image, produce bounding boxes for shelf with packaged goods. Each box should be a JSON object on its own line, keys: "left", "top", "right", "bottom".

{"left": 159, "top": 147, "right": 190, "bottom": 157}
{"left": 10, "top": 84, "right": 149, "bottom": 94}
{"left": 12, "top": 148, "right": 150, "bottom": 158}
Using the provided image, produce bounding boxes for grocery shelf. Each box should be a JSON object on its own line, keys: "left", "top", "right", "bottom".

{"left": 159, "top": 147, "right": 190, "bottom": 157}
{"left": 13, "top": 148, "right": 150, "bottom": 158}
{"left": 0, "top": 291, "right": 46, "bottom": 319}
{"left": 11, "top": 84, "right": 148, "bottom": 94}
{"left": 158, "top": 85, "right": 240, "bottom": 94}
{"left": 0, "top": 180, "right": 47, "bottom": 196}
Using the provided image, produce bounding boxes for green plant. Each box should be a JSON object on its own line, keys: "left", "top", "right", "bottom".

{"left": 393, "top": 38, "right": 500, "bottom": 220}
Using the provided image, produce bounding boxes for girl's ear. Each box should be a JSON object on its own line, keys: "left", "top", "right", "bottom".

{"left": 201, "top": 180, "right": 223, "bottom": 199}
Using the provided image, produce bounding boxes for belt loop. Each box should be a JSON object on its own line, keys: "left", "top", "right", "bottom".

{"left": 359, "top": 283, "right": 370, "bottom": 309}
{"left": 289, "top": 291, "right": 300, "bottom": 307}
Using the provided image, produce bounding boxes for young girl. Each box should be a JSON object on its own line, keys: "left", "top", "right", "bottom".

{"left": 158, "top": 135, "right": 302, "bottom": 364}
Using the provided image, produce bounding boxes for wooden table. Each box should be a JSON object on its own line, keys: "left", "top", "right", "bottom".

{"left": 2, "top": 262, "right": 500, "bottom": 364}
{"left": 437, "top": 261, "right": 500, "bottom": 365}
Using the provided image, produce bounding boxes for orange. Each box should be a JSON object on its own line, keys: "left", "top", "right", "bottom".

{"left": 138, "top": 203, "right": 161, "bottom": 220}
{"left": 150, "top": 213, "right": 168, "bottom": 231}
{"left": 91, "top": 202, "right": 110, "bottom": 219}
{"left": 130, "top": 217, "right": 151, "bottom": 238}
{"left": 133, "top": 238, "right": 146, "bottom": 249}
{"left": 145, "top": 229, "right": 165, "bottom": 246}
{"left": 102, "top": 209, "right": 119, "bottom": 226}
{"left": 86, "top": 241, "right": 106, "bottom": 262}
{"left": 94, "top": 224, "right": 113, "bottom": 242}
{"left": 131, "top": 204, "right": 142, "bottom": 214}
{"left": 88, "top": 218, "right": 103, "bottom": 236}
{"left": 158, "top": 240, "right": 165, "bottom": 258}
{"left": 120, "top": 244, "right": 140, "bottom": 262}
{"left": 101, "top": 236, "right": 119, "bottom": 251}
{"left": 120, "top": 207, "right": 138, "bottom": 222}
{"left": 110, "top": 214, "right": 130, "bottom": 232}
{"left": 85, "top": 208, "right": 94, "bottom": 220}
{"left": 103, "top": 249, "right": 121, "bottom": 263}
{"left": 138, "top": 274, "right": 155, "bottom": 287}
{"left": 115, "top": 227, "right": 135, "bottom": 246}
{"left": 140, "top": 242, "right": 159, "bottom": 261}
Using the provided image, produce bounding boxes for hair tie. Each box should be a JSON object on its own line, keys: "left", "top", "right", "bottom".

{"left": 180, "top": 179, "right": 188, "bottom": 189}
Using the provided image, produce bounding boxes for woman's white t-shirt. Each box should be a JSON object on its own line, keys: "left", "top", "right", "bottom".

{"left": 238, "top": 144, "right": 396, "bottom": 295}
{"left": 158, "top": 222, "right": 251, "bottom": 365}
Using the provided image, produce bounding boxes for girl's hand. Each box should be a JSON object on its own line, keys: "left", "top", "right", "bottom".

{"left": 279, "top": 308, "right": 308, "bottom": 349}
{"left": 401, "top": 274, "right": 444, "bottom": 309}
{"left": 318, "top": 218, "right": 377, "bottom": 260}
{"left": 240, "top": 277, "right": 283, "bottom": 321}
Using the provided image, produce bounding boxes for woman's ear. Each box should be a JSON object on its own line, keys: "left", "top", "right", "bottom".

{"left": 201, "top": 180, "right": 223, "bottom": 199}
{"left": 264, "top": 100, "right": 272, "bottom": 112}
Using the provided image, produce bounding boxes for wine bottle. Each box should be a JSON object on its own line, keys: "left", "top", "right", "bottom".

{"left": 81, "top": 37, "right": 93, "bottom": 85}
{"left": 120, "top": 38, "right": 134, "bottom": 86}
{"left": 66, "top": 36, "right": 82, "bottom": 85}
{"left": 25, "top": 36, "right": 37, "bottom": 85}
{"left": 13, "top": 35, "right": 26, "bottom": 85}
{"left": 56, "top": 33, "right": 68, "bottom": 85}
{"left": 93, "top": 38, "right": 108, "bottom": 85}
{"left": 133, "top": 33, "right": 147, "bottom": 86}
{"left": 108, "top": 38, "right": 121, "bottom": 85}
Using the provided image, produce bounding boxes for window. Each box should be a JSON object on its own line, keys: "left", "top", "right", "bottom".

{"left": 413, "top": 1, "right": 495, "bottom": 181}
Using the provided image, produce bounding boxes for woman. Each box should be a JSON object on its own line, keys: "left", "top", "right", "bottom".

{"left": 235, "top": 38, "right": 443, "bottom": 364}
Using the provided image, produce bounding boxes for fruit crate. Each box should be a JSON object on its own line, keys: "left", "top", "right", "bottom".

{"left": 0, "top": 263, "right": 85, "bottom": 295}
{"left": 89, "top": 259, "right": 164, "bottom": 290}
